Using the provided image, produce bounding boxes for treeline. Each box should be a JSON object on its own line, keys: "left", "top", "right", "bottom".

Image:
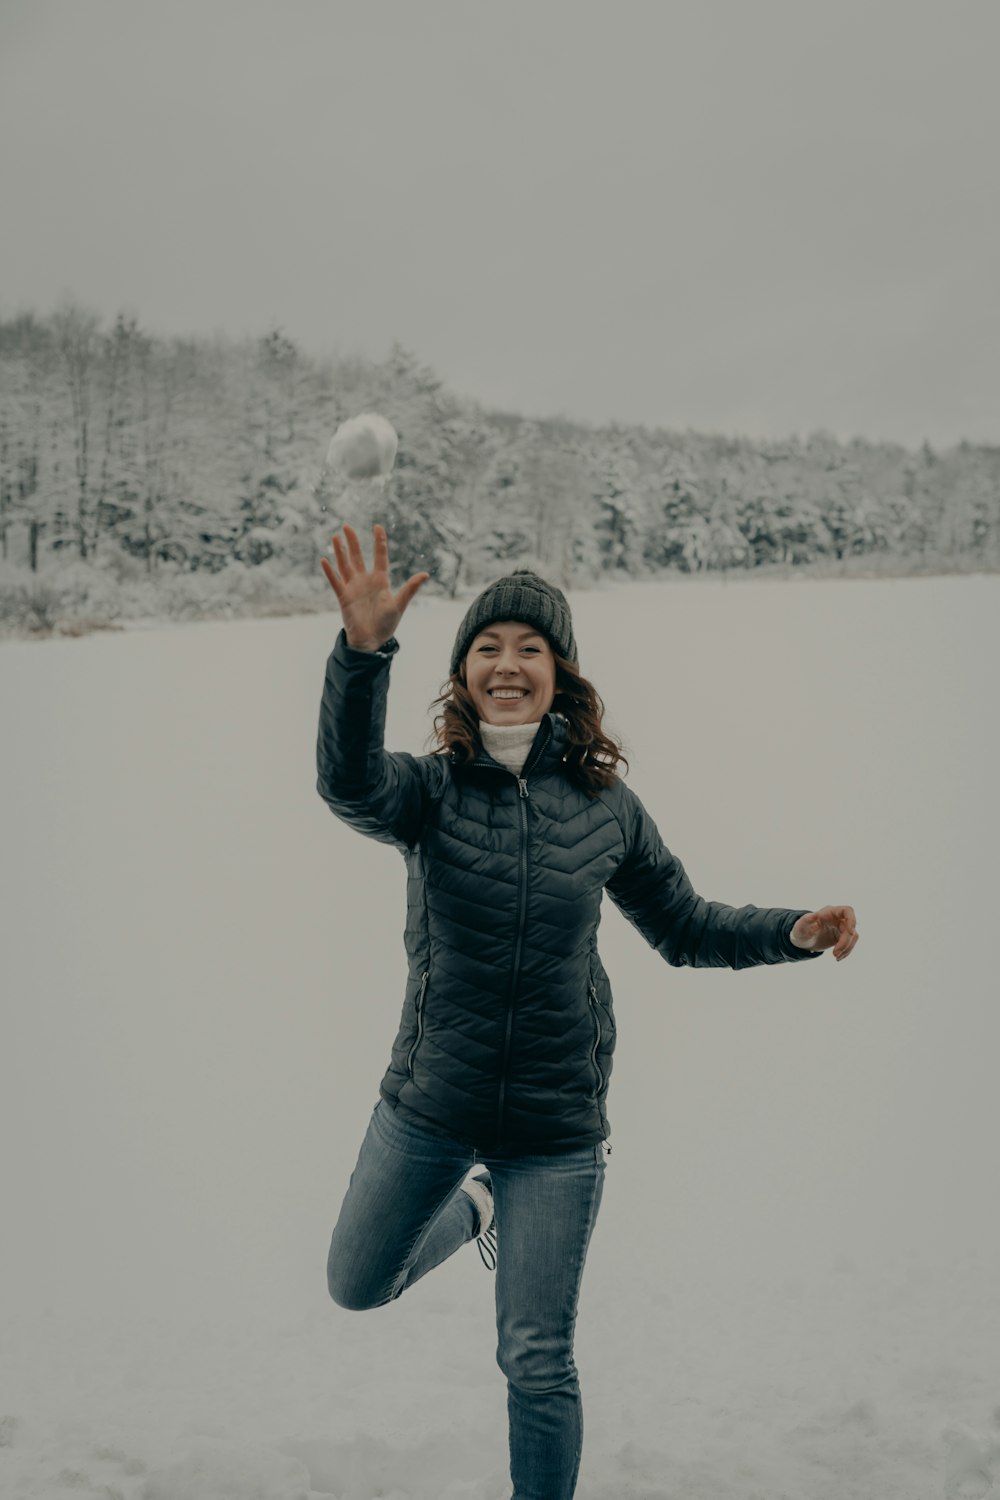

{"left": 1, "top": 304, "right": 997, "bottom": 629}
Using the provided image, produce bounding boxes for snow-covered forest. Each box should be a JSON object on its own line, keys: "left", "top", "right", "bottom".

{"left": 1, "top": 305, "right": 997, "bottom": 639}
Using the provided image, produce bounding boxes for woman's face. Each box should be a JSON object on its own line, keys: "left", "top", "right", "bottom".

{"left": 463, "top": 620, "right": 557, "bottom": 725}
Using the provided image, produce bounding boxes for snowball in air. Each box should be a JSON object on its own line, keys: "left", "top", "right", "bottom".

{"left": 326, "top": 413, "right": 398, "bottom": 482}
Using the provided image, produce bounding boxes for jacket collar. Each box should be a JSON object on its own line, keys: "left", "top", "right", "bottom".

{"left": 454, "top": 712, "right": 570, "bottom": 775}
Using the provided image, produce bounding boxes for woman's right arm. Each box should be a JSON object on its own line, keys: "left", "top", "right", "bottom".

{"left": 316, "top": 525, "right": 431, "bottom": 850}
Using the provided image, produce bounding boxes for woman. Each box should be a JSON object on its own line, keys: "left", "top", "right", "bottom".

{"left": 317, "top": 523, "right": 858, "bottom": 1500}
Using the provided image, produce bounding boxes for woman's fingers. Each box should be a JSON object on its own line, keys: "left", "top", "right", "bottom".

{"left": 372, "top": 523, "right": 390, "bottom": 576}
{"left": 834, "top": 926, "right": 860, "bottom": 961}
{"left": 331, "top": 531, "right": 353, "bottom": 582}
{"left": 396, "top": 571, "right": 430, "bottom": 612}
{"left": 329, "top": 524, "right": 388, "bottom": 583}
{"left": 320, "top": 556, "right": 343, "bottom": 598}
{"left": 344, "top": 523, "right": 367, "bottom": 574}
{"left": 830, "top": 905, "right": 859, "bottom": 961}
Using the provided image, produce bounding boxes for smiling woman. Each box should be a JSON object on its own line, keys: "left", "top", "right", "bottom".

{"left": 315, "top": 523, "right": 857, "bottom": 1500}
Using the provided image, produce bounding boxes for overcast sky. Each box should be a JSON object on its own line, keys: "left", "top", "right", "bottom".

{"left": 2, "top": 0, "right": 997, "bottom": 449}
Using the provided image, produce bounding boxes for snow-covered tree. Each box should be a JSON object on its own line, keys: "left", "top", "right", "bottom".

{"left": 589, "top": 425, "right": 643, "bottom": 578}
{"left": 51, "top": 303, "right": 103, "bottom": 560}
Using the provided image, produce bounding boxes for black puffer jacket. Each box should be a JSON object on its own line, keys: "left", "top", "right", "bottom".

{"left": 317, "top": 630, "right": 821, "bottom": 1152}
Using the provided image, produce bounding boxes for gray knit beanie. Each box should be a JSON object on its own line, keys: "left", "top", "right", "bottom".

{"left": 450, "top": 568, "right": 578, "bottom": 675}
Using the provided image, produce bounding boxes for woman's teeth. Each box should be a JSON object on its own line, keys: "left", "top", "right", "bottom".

{"left": 489, "top": 689, "right": 527, "bottom": 699}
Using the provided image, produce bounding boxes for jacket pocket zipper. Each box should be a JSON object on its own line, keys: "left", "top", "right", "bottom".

{"left": 406, "top": 971, "right": 429, "bottom": 1080}
{"left": 588, "top": 983, "right": 605, "bottom": 1097}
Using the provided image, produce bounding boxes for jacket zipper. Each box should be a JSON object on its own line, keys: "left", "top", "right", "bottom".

{"left": 462, "top": 727, "right": 550, "bottom": 1147}
{"left": 496, "top": 774, "right": 529, "bottom": 1139}
{"left": 405, "top": 970, "right": 429, "bottom": 1080}
{"left": 588, "top": 982, "right": 605, "bottom": 1097}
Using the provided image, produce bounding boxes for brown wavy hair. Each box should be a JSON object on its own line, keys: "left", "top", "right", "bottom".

{"left": 426, "top": 650, "right": 629, "bottom": 796}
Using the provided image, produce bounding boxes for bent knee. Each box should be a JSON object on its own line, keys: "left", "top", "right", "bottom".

{"left": 327, "top": 1255, "right": 396, "bottom": 1312}
{"left": 326, "top": 1266, "right": 380, "bottom": 1314}
{"left": 328, "top": 1278, "right": 376, "bottom": 1312}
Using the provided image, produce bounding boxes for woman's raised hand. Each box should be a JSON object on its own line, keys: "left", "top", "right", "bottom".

{"left": 321, "top": 523, "right": 429, "bottom": 650}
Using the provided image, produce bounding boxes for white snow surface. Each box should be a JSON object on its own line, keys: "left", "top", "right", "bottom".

{"left": 2, "top": 573, "right": 999, "bottom": 1500}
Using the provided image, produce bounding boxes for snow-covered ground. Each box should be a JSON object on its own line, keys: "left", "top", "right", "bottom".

{"left": 2, "top": 572, "right": 998, "bottom": 1500}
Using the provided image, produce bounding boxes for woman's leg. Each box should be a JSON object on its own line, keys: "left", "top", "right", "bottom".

{"left": 487, "top": 1143, "right": 606, "bottom": 1500}
{"left": 327, "top": 1099, "right": 478, "bottom": 1310}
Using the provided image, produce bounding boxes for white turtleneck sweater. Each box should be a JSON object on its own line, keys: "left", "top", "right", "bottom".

{"left": 478, "top": 719, "right": 542, "bottom": 776}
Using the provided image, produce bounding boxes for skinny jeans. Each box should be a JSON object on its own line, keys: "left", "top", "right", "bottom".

{"left": 327, "top": 1098, "right": 607, "bottom": 1500}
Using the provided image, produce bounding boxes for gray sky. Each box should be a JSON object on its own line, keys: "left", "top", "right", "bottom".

{"left": 2, "top": 0, "right": 998, "bottom": 449}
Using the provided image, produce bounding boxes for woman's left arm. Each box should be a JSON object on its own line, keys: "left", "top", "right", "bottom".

{"left": 605, "top": 786, "right": 858, "bottom": 969}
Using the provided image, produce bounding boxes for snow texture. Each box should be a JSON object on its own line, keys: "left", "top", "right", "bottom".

{"left": 325, "top": 413, "right": 398, "bottom": 484}
{"left": 1, "top": 574, "right": 998, "bottom": 1499}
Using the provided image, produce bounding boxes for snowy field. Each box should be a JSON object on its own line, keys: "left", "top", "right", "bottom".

{"left": 2, "top": 571, "right": 999, "bottom": 1500}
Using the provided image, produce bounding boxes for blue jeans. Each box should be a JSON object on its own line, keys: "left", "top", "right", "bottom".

{"left": 327, "top": 1098, "right": 607, "bottom": 1500}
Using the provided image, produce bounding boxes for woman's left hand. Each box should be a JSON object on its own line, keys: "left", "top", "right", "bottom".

{"left": 789, "top": 906, "right": 859, "bottom": 961}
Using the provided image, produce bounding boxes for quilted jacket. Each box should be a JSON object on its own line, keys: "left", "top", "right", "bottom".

{"left": 317, "top": 629, "right": 821, "bottom": 1153}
